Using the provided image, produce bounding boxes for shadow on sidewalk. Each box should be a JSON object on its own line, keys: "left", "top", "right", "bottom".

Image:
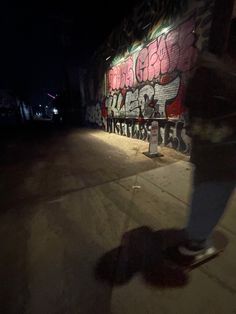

{"left": 95, "top": 226, "right": 190, "bottom": 288}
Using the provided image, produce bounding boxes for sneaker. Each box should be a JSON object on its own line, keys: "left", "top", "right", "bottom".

{"left": 165, "top": 242, "right": 216, "bottom": 267}
{"left": 178, "top": 240, "right": 207, "bottom": 256}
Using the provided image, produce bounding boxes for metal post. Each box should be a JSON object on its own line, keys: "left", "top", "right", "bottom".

{"left": 143, "top": 121, "right": 163, "bottom": 158}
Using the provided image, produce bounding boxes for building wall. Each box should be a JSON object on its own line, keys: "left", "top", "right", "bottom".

{"left": 0, "top": 90, "right": 32, "bottom": 126}
{"left": 86, "top": 0, "right": 215, "bottom": 153}
{"left": 106, "top": 16, "right": 197, "bottom": 119}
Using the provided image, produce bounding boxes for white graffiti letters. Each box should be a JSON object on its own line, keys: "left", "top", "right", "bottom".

{"left": 108, "top": 76, "right": 180, "bottom": 118}
{"left": 154, "top": 76, "right": 180, "bottom": 116}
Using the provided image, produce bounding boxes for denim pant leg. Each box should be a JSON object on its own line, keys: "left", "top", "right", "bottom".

{"left": 186, "top": 180, "right": 235, "bottom": 243}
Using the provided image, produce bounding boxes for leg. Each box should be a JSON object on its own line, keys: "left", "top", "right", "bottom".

{"left": 186, "top": 177, "right": 235, "bottom": 246}
{"left": 165, "top": 177, "right": 235, "bottom": 265}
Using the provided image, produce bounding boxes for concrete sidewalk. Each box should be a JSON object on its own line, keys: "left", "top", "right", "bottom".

{"left": 110, "top": 161, "right": 236, "bottom": 314}
{"left": 26, "top": 159, "right": 236, "bottom": 314}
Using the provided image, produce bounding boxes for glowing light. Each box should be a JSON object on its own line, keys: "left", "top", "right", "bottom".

{"left": 129, "top": 43, "right": 143, "bottom": 54}
{"left": 47, "top": 93, "right": 56, "bottom": 99}
{"left": 112, "top": 56, "right": 125, "bottom": 66}
{"left": 53, "top": 108, "right": 58, "bottom": 114}
{"left": 142, "top": 23, "right": 151, "bottom": 30}
{"left": 149, "top": 23, "right": 171, "bottom": 40}
{"left": 161, "top": 27, "right": 170, "bottom": 34}
{"left": 106, "top": 56, "right": 111, "bottom": 61}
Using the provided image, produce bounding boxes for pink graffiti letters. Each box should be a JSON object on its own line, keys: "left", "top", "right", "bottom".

{"left": 106, "top": 17, "right": 197, "bottom": 119}
{"left": 108, "top": 57, "right": 134, "bottom": 91}
{"left": 136, "top": 17, "right": 197, "bottom": 82}
{"left": 107, "top": 17, "right": 197, "bottom": 91}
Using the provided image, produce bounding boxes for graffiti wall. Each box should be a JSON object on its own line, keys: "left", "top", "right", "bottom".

{"left": 85, "top": 0, "right": 215, "bottom": 153}
{"left": 106, "top": 17, "right": 196, "bottom": 120}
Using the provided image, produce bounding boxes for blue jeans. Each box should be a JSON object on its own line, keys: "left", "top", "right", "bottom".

{"left": 186, "top": 178, "right": 236, "bottom": 245}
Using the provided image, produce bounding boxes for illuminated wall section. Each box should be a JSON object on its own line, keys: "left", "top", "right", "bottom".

{"left": 106, "top": 17, "right": 197, "bottom": 120}
{"left": 85, "top": 0, "right": 215, "bottom": 153}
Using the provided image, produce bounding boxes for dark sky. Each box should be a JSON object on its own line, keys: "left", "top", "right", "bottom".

{"left": 0, "top": 0, "right": 140, "bottom": 102}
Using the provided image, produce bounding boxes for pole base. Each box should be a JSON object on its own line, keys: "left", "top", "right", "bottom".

{"left": 143, "top": 152, "right": 164, "bottom": 158}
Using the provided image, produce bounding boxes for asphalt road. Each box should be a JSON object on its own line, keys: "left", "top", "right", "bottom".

{"left": 0, "top": 124, "right": 187, "bottom": 211}
{"left": 0, "top": 123, "right": 188, "bottom": 314}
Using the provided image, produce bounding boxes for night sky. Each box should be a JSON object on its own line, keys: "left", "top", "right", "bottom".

{"left": 0, "top": 0, "right": 141, "bottom": 103}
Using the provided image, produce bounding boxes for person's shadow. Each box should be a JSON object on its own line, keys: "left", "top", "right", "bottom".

{"left": 94, "top": 226, "right": 190, "bottom": 288}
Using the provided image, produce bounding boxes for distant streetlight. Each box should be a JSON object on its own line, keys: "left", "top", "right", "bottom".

{"left": 142, "top": 23, "right": 151, "bottom": 30}
{"left": 47, "top": 93, "right": 56, "bottom": 99}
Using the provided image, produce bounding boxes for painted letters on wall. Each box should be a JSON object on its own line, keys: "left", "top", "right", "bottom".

{"left": 106, "top": 17, "right": 197, "bottom": 119}
{"left": 85, "top": 1, "right": 214, "bottom": 154}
